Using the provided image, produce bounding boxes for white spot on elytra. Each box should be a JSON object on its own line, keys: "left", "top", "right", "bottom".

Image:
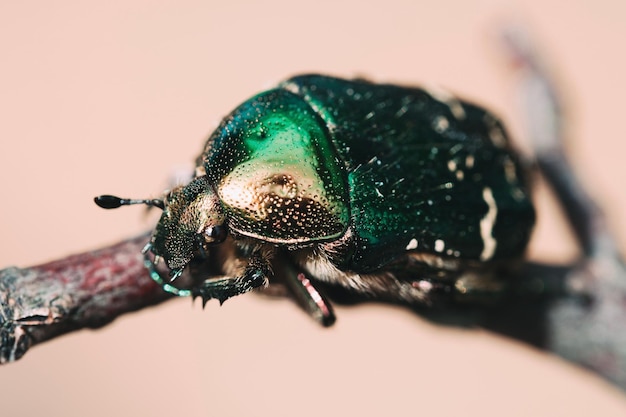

{"left": 281, "top": 81, "right": 301, "bottom": 95}
{"left": 406, "top": 238, "right": 418, "bottom": 250}
{"left": 456, "top": 170, "right": 464, "bottom": 180}
{"left": 484, "top": 115, "right": 506, "bottom": 148}
{"left": 489, "top": 127, "right": 506, "bottom": 147}
{"left": 447, "top": 160, "right": 457, "bottom": 171}
{"left": 503, "top": 157, "right": 518, "bottom": 184}
{"left": 434, "top": 239, "right": 445, "bottom": 252}
{"left": 479, "top": 187, "right": 498, "bottom": 261}
{"left": 425, "top": 85, "right": 466, "bottom": 120}
{"left": 465, "top": 155, "right": 475, "bottom": 168}
{"left": 433, "top": 116, "right": 449, "bottom": 133}
{"left": 512, "top": 188, "right": 526, "bottom": 202}
{"left": 395, "top": 106, "right": 408, "bottom": 118}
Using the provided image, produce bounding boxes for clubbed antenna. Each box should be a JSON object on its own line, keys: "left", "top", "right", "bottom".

{"left": 94, "top": 195, "right": 165, "bottom": 210}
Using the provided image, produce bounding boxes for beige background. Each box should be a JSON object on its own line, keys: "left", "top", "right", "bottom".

{"left": 2, "top": 1, "right": 626, "bottom": 416}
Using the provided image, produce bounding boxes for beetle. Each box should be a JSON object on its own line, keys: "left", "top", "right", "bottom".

{"left": 95, "top": 74, "right": 535, "bottom": 326}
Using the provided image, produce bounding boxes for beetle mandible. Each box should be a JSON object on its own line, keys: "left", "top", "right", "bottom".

{"left": 95, "top": 74, "right": 535, "bottom": 325}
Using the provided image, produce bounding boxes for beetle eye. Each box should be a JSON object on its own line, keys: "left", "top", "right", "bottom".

{"left": 203, "top": 224, "right": 228, "bottom": 245}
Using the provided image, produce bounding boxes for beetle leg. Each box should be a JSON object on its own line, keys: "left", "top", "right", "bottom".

{"left": 272, "top": 255, "right": 336, "bottom": 326}
{"left": 143, "top": 243, "right": 192, "bottom": 297}
{"left": 284, "top": 271, "right": 335, "bottom": 326}
{"left": 451, "top": 269, "right": 510, "bottom": 304}
{"left": 392, "top": 252, "right": 516, "bottom": 305}
{"left": 191, "top": 251, "right": 270, "bottom": 306}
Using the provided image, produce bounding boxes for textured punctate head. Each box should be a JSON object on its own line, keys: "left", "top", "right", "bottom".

{"left": 150, "top": 176, "right": 227, "bottom": 274}
{"left": 200, "top": 89, "right": 350, "bottom": 244}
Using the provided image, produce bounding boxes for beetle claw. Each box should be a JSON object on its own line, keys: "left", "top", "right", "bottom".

{"left": 191, "top": 288, "right": 213, "bottom": 309}
{"left": 169, "top": 268, "right": 183, "bottom": 283}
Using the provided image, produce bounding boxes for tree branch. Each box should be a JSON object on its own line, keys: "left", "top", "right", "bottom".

{"left": 0, "top": 233, "right": 170, "bottom": 363}
{"left": 502, "top": 26, "right": 626, "bottom": 389}
{"left": 1, "top": 26, "right": 626, "bottom": 394}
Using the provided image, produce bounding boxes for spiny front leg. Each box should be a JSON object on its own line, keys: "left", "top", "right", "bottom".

{"left": 192, "top": 250, "right": 271, "bottom": 306}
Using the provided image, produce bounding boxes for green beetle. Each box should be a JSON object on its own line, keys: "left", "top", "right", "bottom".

{"left": 96, "top": 74, "right": 535, "bottom": 325}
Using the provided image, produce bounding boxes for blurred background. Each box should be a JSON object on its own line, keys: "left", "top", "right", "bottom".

{"left": 1, "top": 1, "right": 626, "bottom": 415}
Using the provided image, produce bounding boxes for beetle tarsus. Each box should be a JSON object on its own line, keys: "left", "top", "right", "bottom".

{"left": 143, "top": 248, "right": 192, "bottom": 297}
{"left": 190, "top": 249, "right": 270, "bottom": 305}
{"left": 191, "top": 271, "right": 268, "bottom": 306}
{"left": 169, "top": 268, "right": 183, "bottom": 283}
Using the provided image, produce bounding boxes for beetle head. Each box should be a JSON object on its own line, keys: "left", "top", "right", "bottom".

{"left": 150, "top": 176, "right": 226, "bottom": 278}
{"left": 95, "top": 176, "right": 227, "bottom": 278}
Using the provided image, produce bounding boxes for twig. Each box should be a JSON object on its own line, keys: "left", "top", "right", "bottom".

{"left": 502, "top": 26, "right": 626, "bottom": 388}
{"left": 0, "top": 233, "right": 170, "bottom": 363}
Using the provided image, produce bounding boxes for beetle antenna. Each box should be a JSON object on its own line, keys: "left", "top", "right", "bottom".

{"left": 94, "top": 195, "right": 165, "bottom": 210}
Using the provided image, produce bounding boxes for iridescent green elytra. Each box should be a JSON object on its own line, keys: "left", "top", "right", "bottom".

{"left": 95, "top": 74, "right": 535, "bottom": 325}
